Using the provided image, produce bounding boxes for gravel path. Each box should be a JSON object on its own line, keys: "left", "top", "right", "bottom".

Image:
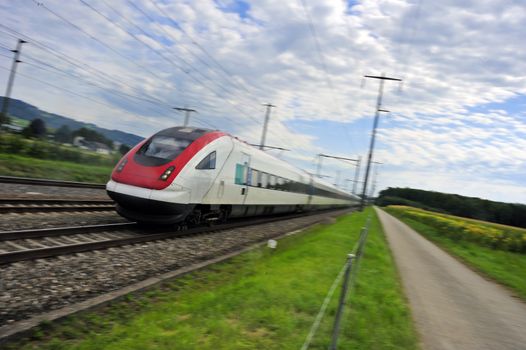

{"left": 0, "top": 210, "right": 345, "bottom": 326}
{"left": 376, "top": 208, "right": 526, "bottom": 350}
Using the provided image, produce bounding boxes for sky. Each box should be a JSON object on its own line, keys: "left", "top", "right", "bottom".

{"left": 0, "top": 0, "right": 525, "bottom": 203}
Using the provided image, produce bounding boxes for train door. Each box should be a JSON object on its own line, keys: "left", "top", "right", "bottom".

{"left": 234, "top": 152, "right": 251, "bottom": 204}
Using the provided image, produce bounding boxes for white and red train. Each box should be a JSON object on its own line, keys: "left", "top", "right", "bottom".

{"left": 106, "top": 126, "right": 359, "bottom": 224}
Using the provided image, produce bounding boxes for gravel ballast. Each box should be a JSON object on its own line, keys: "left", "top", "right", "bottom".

{"left": 0, "top": 183, "right": 108, "bottom": 200}
{"left": 0, "top": 211, "right": 127, "bottom": 231}
{"left": 0, "top": 210, "right": 348, "bottom": 327}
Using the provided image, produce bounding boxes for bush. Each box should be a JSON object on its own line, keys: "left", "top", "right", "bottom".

{"left": 386, "top": 206, "right": 526, "bottom": 253}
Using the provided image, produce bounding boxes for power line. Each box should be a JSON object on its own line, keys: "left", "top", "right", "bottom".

{"left": 0, "top": 64, "right": 117, "bottom": 110}
{"left": 22, "top": 57, "right": 172, "bottom": 117}
{"left": 30, "top": 0, "right": 167, "bottom": 82}
{"left": 78, "top": 0, "right": 264, "bottom": 127}
{"left": 126, "top": 0, "right": 256, "bottom": 103}
{"left": 299, "top": 0, "right": 346, "bottom": 119}
{"left": 147, "top": 0, "right": 257, "bottom": 98}
{"left": 0, "top": 25, "right": 189, "bottom": 114}
{"left": 0, "top": 25, "right": 236, "bottom": 115}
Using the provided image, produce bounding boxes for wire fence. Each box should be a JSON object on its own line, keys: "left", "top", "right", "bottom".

{"left": 301, "top": 215, "right": 372, "bottom": 350}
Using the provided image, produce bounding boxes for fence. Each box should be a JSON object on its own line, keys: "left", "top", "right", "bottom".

{"left": 301, "top": 215, "right": 372, "bottom": 350}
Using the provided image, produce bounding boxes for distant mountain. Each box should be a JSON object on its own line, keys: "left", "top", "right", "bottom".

{"left": 1, "top": 97, "right": 144, "bottom": 147}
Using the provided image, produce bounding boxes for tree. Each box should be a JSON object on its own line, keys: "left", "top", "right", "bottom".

{"left": 0, "top": 112, "right": 10, "bottom": 125}
{"left": 22, "top": 118, "right": 47, "bottom": 138}
{"left": 72, "top": 127, "right": 113, "bottom": 148}
{"left": 54, "top": 125, "right": 73, "bottom": 143}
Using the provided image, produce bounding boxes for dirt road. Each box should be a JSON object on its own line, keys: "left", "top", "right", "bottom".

{"left": 375, "top": 208, "right": 526, "bottom": 350}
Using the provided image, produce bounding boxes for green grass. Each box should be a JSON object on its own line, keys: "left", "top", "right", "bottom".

{"left": 385, "top": 208, "right": 526, "bottom": 300}
{"left": 0, "top": 153, "right": 112, "bottom": 183}
{"left": 6, "top": 209, "right": 419, "bottom": 350}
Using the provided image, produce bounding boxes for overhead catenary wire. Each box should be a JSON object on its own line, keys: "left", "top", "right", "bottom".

{"left": 0, "top": 25, "right": 224, "bottom": 124}
{"left": 30, "top": 0, "right": 169, "bottom": 83}
{"left": 127, "top": 0, "right": 263, "bottom": 110}
{"left": 5, "top": 3, "right": 297, "bottom": 148}
{"left": 78, "top": 0, "right": 265, "bottom": 128}
{"left": 0, "top": 62, "right": 219, "bottom": 131}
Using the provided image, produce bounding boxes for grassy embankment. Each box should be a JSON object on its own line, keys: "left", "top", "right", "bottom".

{"left": 6, "top": 209, "right": 419, "bottom": 350}
{"left": 385, "top": 206, "right": 526, "bottom": 300}
{"left": 0, "top": 133, "right": 117, "bottom": 183}
{"left": 0, "top": 153, "right": 112, "bottom": 183}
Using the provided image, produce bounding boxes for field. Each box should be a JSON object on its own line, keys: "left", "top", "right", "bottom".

{"left": 385, "top": 206, "right": 526, "bottom": 300}
{"left": 0, "top": 153, "right": 112, "bottom": 183}
{"left": 5, "top": 209, "right": 419, "bottom": 350}
{"left": 0, "top": 132, "right": 119, "bottom": 183}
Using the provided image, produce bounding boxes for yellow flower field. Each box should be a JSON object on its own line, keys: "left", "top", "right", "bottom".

{"left": 386, "top": 206, "right": 526, "bottom": 253}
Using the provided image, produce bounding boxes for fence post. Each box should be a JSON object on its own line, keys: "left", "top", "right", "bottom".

{"left": 328, "top": 253, "right": 355, "bottom": 350}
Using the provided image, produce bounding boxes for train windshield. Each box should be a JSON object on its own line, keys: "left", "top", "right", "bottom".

{"left": 135, "top": 135, "right": 192, "bottom": 166}
{"left": 142, "top": 136, "right": 191, "bottom": 159}
{"left": 134, "top": 127, "right": 212, "bottom": 166}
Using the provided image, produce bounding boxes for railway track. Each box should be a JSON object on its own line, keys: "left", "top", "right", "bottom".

{"left": 0, "top": 175, "right": 105, "bottom": 189}
{"left": 0, "top": 198, "right": 115, "bottom": 213}
{"left": 0, "top": 211, "right": 337, "bottom": 265}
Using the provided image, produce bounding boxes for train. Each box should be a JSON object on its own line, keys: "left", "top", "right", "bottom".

{"left": 106, "top": 126, "right": 360, "bottom": 224}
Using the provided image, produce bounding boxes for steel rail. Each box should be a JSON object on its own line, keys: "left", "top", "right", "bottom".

{"left": 0, "top": 205, "right": 115, "bottom": 213}
{"left": 0, "top": 222, "right": 137, "bottom": 241}
{"left": 0, "top": 175, "right": 106, "bottom": 189}
{"left": 0, "top": 198, "right": 113, "bottom": 204}
{"left": 0, "top": 210, "right": 348, "bottom": 264}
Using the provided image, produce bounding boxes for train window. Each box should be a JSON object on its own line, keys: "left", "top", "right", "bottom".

{"left": 256, "top": 170, "right": 263, "bottom": 187}
{"left": 246, "top": 168, "right": 253, "bottom": 186}
{"left": 276, "top": 177, "right": 285, "bottom": 190}
{"left": 251, "top": 169, "right": 259, "bottom": 187}
{"left": 269, "top": 175, "right": 276, "bottom": 189}
{"left": 196, "top": 151, "right": 216, "bottom": 170}
{"left": 235, "top": 164, "right": 246, "bottom": 185}
{"left": 261, "top": 173, "right": 268, "bottom": 188}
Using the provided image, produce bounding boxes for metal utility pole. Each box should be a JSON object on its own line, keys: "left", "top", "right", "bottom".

{"left": 173, "top": 107, "right": 197, "bottom": 127}
{"left": 316, "top": 154, "right": 359, "bottom": 193}
{"left": 360, "top": 73, "right": 401, "bottom": 209}
{"left": 352, "top": 156, "right": 361, "bottom": 195}
{"left": 249, "top": 144, "right": 290, "bottom": 152}
{"left": 316, "top": 154, "right": 324, "bottom": 177}
{"left": 1, "top": 39, "right": 27, "bottom": 124}
{"left": 334, "top": 170, "right": 341, "bottom": 188}
{"left": 368, "top": 161, "right": 382, "bottom": 201}
{"left": 259, "top": 103, "right": 275, "bottom": 150}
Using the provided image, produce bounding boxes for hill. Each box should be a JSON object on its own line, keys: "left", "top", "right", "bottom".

{"left": 376, "top": 187, "right": 526, "bottom": 229}
{"left": 1, "top": 97, "right": 143, "bottom": 147}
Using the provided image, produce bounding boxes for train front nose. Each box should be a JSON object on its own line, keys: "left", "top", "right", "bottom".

{"left": 106, "top": 180, "right": 194, "bottom": 224}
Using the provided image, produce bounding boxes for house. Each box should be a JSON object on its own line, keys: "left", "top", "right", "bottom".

{"left": 73, "top": 136, "right": 112, "bottom": 155}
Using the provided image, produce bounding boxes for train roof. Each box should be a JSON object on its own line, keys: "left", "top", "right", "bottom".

{"left": 154, "top": 126, "right": 216, "bottom": 141}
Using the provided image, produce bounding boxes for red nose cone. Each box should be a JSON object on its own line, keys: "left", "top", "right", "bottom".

{"left": 112, "top": 131, "right": 226, "bottom": 190}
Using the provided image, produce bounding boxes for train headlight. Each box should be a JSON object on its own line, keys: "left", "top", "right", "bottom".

{"left": 160, "top": 166, "right": 175, "bottom": 181}
{"left": 116, "top": 158, "right": 128, "bottom": 172}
